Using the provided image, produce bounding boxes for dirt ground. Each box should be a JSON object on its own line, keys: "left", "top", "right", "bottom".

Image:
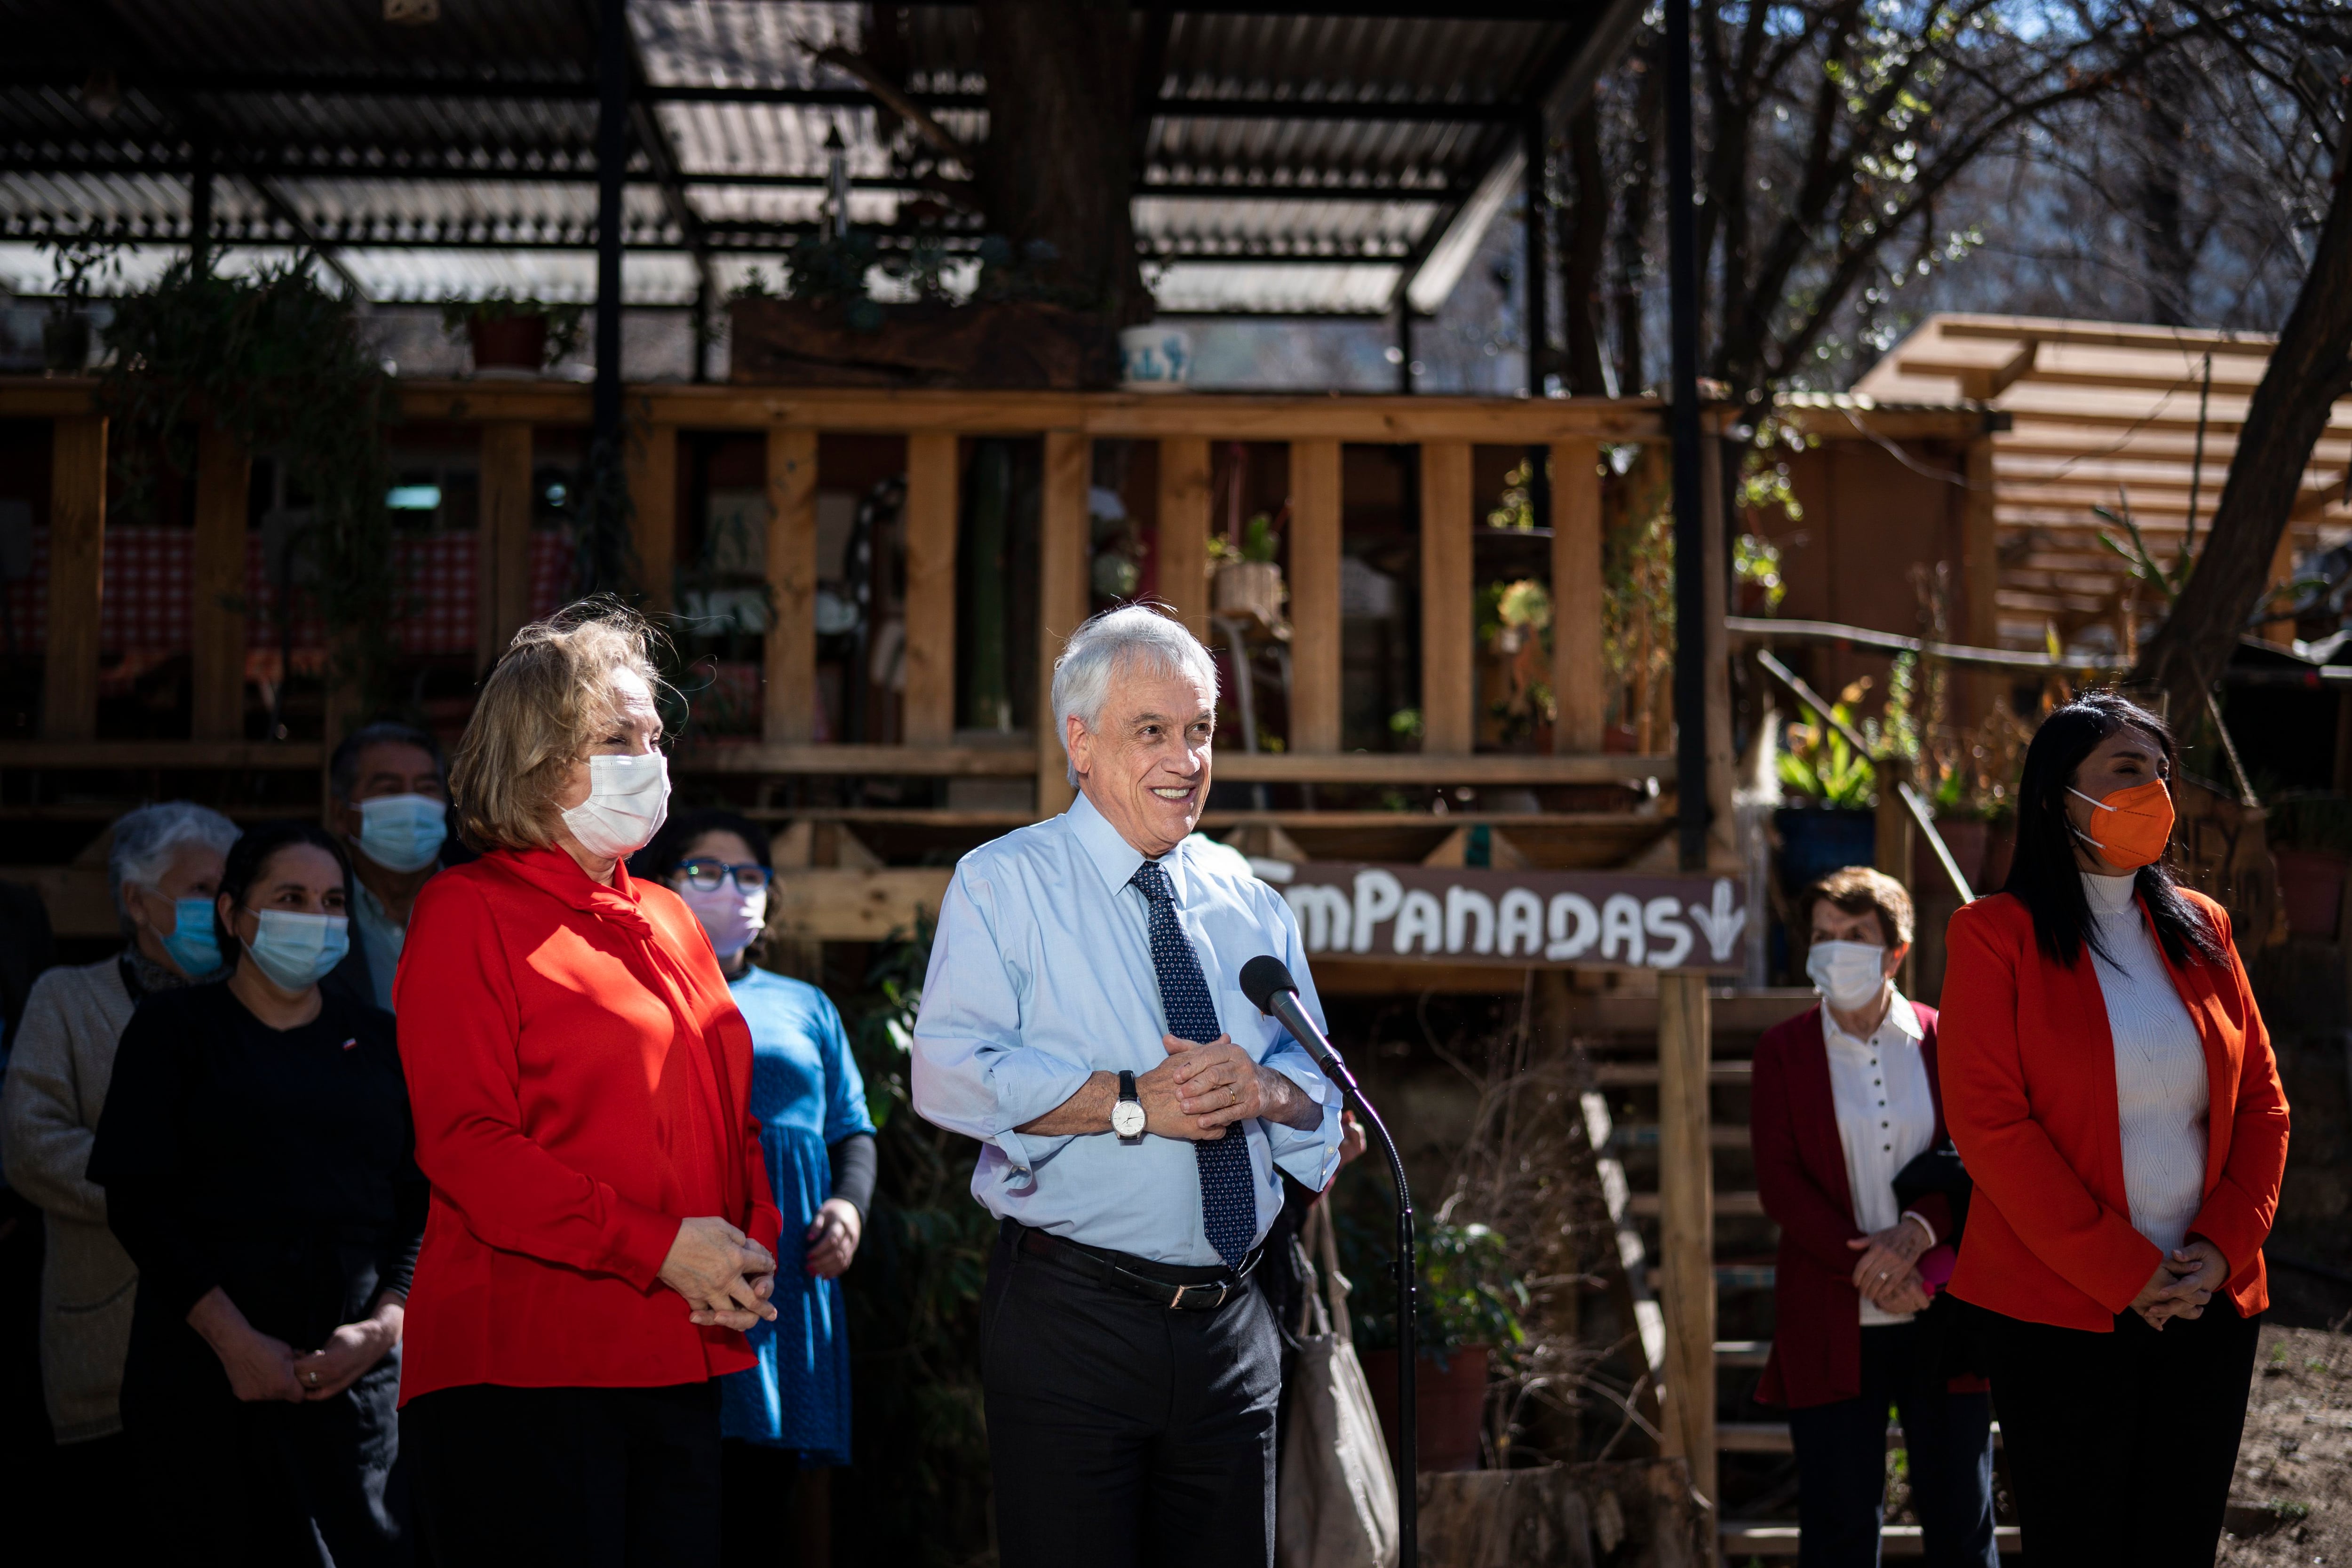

{"left": 2217, "top": 1322, "right": 2352, "bottom": 1566}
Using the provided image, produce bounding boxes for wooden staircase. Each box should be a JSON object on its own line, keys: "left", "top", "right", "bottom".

{"left": 1569, "top": 986, "right": 2024, "bottom": 1560}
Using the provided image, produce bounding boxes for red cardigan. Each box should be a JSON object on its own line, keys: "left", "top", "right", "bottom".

{"left": 1938, "top": 889, "right": 2288, "bottom": 1332}
{"left": 1752, "top": 1000, "right": 1971, "bottom": 1408}
{"left": 392, "top": 845, "right": 782, "bottom": 1402}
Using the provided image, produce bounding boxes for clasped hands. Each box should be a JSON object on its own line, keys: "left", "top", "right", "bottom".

{"left": 660, "top": 1215, "right": 780, "bottom": 1331}
{"left": 1846, "top": 1216, "right": 1935, "bottom": 1315}
{"left": 2129, "top": 1238, "right": 2230, "bottom": 1331}
{"left": 1144, "top": 1034, "right": 1319, "bottom": 1138}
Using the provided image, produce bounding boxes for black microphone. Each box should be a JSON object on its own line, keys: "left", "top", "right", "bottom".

{"left": 1240, "top": 954, "right": 1418, "bottom": 1568}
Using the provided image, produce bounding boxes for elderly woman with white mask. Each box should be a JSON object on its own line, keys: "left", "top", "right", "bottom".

{"left": 393, "top": 601, "right": 782, "bottom": 1567}
{"left": 633, "top": 807, "right": 876, "bottom": 1556}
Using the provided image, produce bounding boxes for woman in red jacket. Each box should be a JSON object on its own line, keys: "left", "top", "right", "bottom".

{"left": 1752, "top": 867, "right": 1996, "bottom": 1568}
{"left": 1939, "top": 693, "right": 2289, "bottom": 1567}
{"left": 394, "top": 602, "right": 784, "bottom": 1565}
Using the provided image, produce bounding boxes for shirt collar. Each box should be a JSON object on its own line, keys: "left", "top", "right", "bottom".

{"left": 1822, "top": 990, "right": 1922, "bottom": 1051}
{"left": 491, "top": 842, "right": 652, "bottom": 934}
{"left": 1066, "top": 790, "right": 1190, "bottom": 904}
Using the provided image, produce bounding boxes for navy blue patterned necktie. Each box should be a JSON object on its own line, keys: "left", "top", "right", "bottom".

{"left": 1131, "top": 858, "right": 1257, "bottom": 1271}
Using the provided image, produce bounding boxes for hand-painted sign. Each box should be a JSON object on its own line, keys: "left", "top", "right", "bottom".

{"left": 1262, "top": 861, "right": 1748, "bottom": 972}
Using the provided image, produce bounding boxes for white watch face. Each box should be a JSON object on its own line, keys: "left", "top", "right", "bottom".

{"left": 1112, "top": 1099, "right": 1146, "bottom": 1138}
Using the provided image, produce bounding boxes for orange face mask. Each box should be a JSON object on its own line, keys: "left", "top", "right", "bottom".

{"left": 2068, "top": 779, "right": 2175, "bottom": 870}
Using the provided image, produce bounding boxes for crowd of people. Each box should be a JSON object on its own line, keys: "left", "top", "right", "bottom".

{"left": 0, "top": 597, "right": 2295, "bottom": 1568}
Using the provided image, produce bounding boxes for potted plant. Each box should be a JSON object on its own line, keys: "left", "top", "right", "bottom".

{"left": 37, "top": 230, "right": 120, "bottom": 374}
{"left": 1209, "top": 511, "right": 1286, "bottom": 631}
{"left": 1774, "top": 677, "right": 1884, "bottom": 894}
{"left": 1351, "top": 1218, "right": 1528, "bottom": 1474}
{"left": 441, "top": 294, "right": 584, "bottom": 377}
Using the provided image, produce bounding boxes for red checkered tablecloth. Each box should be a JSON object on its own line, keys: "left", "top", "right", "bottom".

{"left": 0, "top": 525, "right": 581, "bottom": 659}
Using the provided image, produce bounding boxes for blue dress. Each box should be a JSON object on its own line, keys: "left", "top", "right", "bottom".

{"left": 717, "top": 968, "right": 877, "bottom": 1463}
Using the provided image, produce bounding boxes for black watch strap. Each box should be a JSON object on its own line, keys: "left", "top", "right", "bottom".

{"left": 1118, "top": 1069, "right": 1138, "bottom": 1103}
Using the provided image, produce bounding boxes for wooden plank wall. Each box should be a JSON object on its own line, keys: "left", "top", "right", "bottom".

{"left": 1158, "top": 437, "right": 1212, "bottom": 642}
{"left": 1656, "top": 971, "right": 1717, "bottom": 1521}
{"left": 1419, "top": 441, "right": 1474, "bottom": 754}
{"left": 627, "top": 423, "right": 677, "bottom": 615}
{"left": 902, "top": 432, "right": 960, "bottom": 746}
{"left": 191, "top": 425, "right": 249, "bottom": 740}
{"left": 42, "top": 416, "right": 106, "bottom": 741}
{"left": 763, "top": 428, "right": 819, "bottom": 745}
{"left": 1036, "top": 430, "right": 1092, "bottom": 814}
{"left": 1552, "top": 438, "right": 1605, "bottom": 753}
{"left": 1288, "top": 439, "right": 1343, "bottom": 754}
{"left": 477, "top": 422, "right": 533, "bottom": 672}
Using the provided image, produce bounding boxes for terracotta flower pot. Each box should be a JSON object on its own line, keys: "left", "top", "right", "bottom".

{"left": 2273, "top": 848, "right": 2347, "bottom": 939}
{"left": 468, "top": 314, "right": 550, "bottom": 374}
{"left": 1361, "top": 1344, "right": 1490, "bottom": 1474}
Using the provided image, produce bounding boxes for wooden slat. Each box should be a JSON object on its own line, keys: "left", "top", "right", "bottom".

{"left": 191, "top": 424, "right": 249, "bottom": 741}
{"left": 628, "top": 423, "right": 678, "bottom": 614}
{"left": 771, "top": 867, "right": 953, "bottom": 941}
{"left": 1288, "top": 438, "right": 1343, "bottom": 752}
{"left": 763, "top": 428, "right": 819, "bottom": 745}
{"left": 1213, "top": 751, "right": 1674, "bottom": 784}
{"left": 1552, "top": 438, "right": 1604, "bottom": 752}
{"left": 903, "top": 432, "right": 960, "bottom": 746}
{"left": 1157, "top": 437, "right": 1213, "bottom": 641}
{"left": 42, "top": 415, "right": 105, "bottom": 741}
{"left": 477, "top": 422, "right": 534, "bottom": 672}
{"left": 1037, "top": 430, "right": 1092, "bottom": 815}
{"left": 0, "top": 741, "right": 324, "bottom": 769}
{"left": 1418, "top": 440, "right": 1474, "bottom": 755}
{"left": 1657, "top": 971, "right": 1717, "bottom": 1514}
{"left": 680, "top": 742, "right": 1031, "bottom": 777}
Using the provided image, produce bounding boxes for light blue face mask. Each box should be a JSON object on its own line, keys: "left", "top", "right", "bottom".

{"left": 239, "top": 908, "right": 351, "bottom": 993}
{"left": 355, "top": 794, "right": 448, "bottom": 875}
{"left": 155, "top": 894, "right": 223, "bottom": 978}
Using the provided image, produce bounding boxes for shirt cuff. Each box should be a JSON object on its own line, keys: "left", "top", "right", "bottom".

{"left": 1261, "top": 1052, "right": 1344, "bottom": 1191}
{"left": 1900, "top": 1210, "right": 1937, "bottom": 1247}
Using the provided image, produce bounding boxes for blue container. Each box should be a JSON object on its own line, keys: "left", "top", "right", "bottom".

{"left": 1774, "top": 806, "right": 1878, "bottom": 895}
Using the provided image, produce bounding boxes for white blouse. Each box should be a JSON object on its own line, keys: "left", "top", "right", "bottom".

{"left": 2081, "top": 871, "right": 2209, "bottom": 1255}
{"left": 1821, "top": 992, "right": 1939, "bottom": 1325}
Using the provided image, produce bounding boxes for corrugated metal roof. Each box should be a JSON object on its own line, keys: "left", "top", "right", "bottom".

{"left": 0, "top": 0, "right": 1616, "bottom": 316}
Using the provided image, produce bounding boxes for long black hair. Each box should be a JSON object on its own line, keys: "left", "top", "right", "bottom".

{"left": 2000, "top": 691, "right": 2225, "bottom": 970}
{"left": 211, "top": 820, "right": 355, "bottom": 961}
{"left": 632, "top": 807, "right": 773, "bottom": 883}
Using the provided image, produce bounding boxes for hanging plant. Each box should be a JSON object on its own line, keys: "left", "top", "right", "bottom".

{"left": 97, "top": 256, "right": 398, "bottom": 712}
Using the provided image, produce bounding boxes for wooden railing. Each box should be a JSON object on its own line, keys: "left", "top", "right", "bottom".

{"left": 0, "top": 378, "right": 1691, "bottom": 810}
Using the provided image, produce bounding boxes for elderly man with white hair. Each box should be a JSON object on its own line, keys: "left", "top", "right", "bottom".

{"left": 1, "top": 801, "right": 239, "bottom": 1507}
{"left": 912, "top": 604, "right": 1343, "bottom": 1568}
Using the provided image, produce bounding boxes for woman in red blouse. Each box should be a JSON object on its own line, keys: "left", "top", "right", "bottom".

{"left": 394, "top": 602, "right": 782, "bottom": 1565}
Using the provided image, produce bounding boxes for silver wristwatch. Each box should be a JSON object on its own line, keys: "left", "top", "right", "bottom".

{"left": 1112, "top": 1069, "right": 1146, "bottom": 1141}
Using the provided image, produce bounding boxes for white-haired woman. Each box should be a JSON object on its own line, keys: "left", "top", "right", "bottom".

{"left": 395, "top": 601, "right": 782, "bottom": 1566}
{"left": 0, "top": 801, "right": 239, "bottom": 1522}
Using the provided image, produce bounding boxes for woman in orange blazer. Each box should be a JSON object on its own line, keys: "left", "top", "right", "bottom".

{"left": 1939, "top": 693, "right": 2289, "bottom": 1567}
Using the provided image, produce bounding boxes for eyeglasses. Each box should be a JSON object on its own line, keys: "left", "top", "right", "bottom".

{"left": 675, "top": 859, "right": 771, "bottom": 894}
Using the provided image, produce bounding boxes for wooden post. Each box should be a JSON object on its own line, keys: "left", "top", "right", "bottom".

{"left": 477, "top": 422, "right": 534, "bottom": 673}
{"left": 191, "top": 424, "right": 250, "bottom": 740}
{"left": 1289, "top": 438, "right": 1343, "bottom": 753}
{"left": 764, "top": 428, "right": 819, "bottom": 745}
{"left": 1419, "top": 440, "right": 1474, "bottom": 755}
{"left": 42, "top": 415, "right": 106, "bottom": 741}
{"left": 1157, "top": 437, "right": 1212, "bottom": 642}
{"left": 903, "top": 432, "right": 960, "bottom": 746}
{"left": 1551, "top": 438, "right": 1604, "bottom": 753}
{"left": 1037, "top": 430, "right": 1092, "bottom": 816}
{"left": 628, "top": 422, "right": 677, "bottom": 616}
{"left": 1961, "top": 435, "right": 2001, "bottom": 729}
{"left": 1656, "top": 970, "right": 1716, "bottom": 1531}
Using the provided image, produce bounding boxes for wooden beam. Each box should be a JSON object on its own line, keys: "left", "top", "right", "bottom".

{"left": 190, "top": 424, "right": 249, "bottom": 741}
{"left": 1158, "top": 437, "right": 1213, "bottom": 641}
{"left": 628, "top": 422, "right": 678, "bottom": 615}
{"left": 763, "top": 428, "right": 820, "bottom": 745}
{"left": 0, "top": 740, "right": 323, "bottom": 769}
{"left": 1419, "top": 440, "right": 1474, "bottom": 755}
{"left": 770, "top": 867, "right": 953, "bottom": 942}
{"left": 1656, "top": 970, "right": 1717, "bottom": 1520}
{"left": 679, "top": 742, "right": 1030, "bottom": 777}
{"left": 477, "top": 422, "right": 534, "bottom": 673}
{"left": 1038, "top": 430, "right": 1092, "bottom": 815}
{"left": 42, "top": 416, "right": 105, "bottom": 741}
{"left": 1552, "top": 438, "right": 1604, "bottom": 752}
{"left": 903, "top": 432, "right": 960, "bottom": 746}
{"left": 1215, "top": 750, "right": 1674, "bottom": 784}
{"left": 1289, "top": 438, "right": 1343, "bottom": 752}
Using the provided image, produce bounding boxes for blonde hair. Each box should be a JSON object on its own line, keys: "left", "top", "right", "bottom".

{"left": 449, "top": 598, "right": 666, "bottom": 852}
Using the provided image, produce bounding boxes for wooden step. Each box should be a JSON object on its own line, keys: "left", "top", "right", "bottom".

{"left": 1645, "top": 1264, "right": 1775, "bottom": 1290}
{"left": 1566, "top": 988, "right": 1817, "bottom": 1037}
{"left": 1715, "top": 1339, "right": 1770, "bottom": 1368}
{"left": 1607, "top": 1123, "right": 1751, "bottom": 1150}
{"left": 1593, "top": 1060, "right": 1752, "bottom": 1086}
{"left": 1722, "top": 1523, "right": 2023, "bottom": 1556}
{"left": 1628, "top": 1190, "right": 1766, "bottom": 1218}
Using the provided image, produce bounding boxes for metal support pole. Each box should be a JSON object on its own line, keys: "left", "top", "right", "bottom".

{"left": 189, "top": 142, "right": 214, "bottom": 274}
{"left": 1665, "top": 0, "right": 1708, "bottom": 874}
{"left": 1396, "top": 305, "right": 1415, "bottom": 395}
{"left": 593, "top": 0, "right": 628, "bottom": 453}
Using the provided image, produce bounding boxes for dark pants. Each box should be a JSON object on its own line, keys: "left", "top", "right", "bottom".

{"left": 1985, "top": 1300, "right": 2261, "bottom": 1568}
{"left": 403, "top": 1381, "right": 720, "bottom": 1568}
{"left": 1785, "top": 1321, "right": 1998, "bottom": 1568}
{"left": 982, "top": 1223, "right": 1282, "bottom": 1568}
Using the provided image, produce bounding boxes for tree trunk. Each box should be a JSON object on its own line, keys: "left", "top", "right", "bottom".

{"left": 1562, "top": 103, "right": 1613, "bottom": 396}
{"left": 2136, "top": 56, "right": 2193, "bottom": 327}
{"left": 2130, "top": 112, "right": 2352, "bottom": 721}
{"left": 976, "top": 0, "right": 1147, "bottom": 327}
{"left": 1612, "top": 43, "right": 1662, "bottom": 395}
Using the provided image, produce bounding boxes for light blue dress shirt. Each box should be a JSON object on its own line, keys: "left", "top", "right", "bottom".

{"left": 350, "top": 881, "right": 405, "bottom": 1012}
{"left": 910, "top": 793, "right": 1344, "bottom": 1267}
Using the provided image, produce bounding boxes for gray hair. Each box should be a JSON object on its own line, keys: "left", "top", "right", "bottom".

{"left": 1051, "top": 604, "right": 1219, "bottom": 788}
{"left": 107, "top": 801, "right": 241, "bottom": 923}
{"left": 330, "top": 720, "right": 446, "bottom": 803}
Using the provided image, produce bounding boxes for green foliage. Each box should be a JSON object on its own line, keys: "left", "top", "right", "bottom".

{"left": 2094, "top": 500, "right": 2193, "bottom": 607}
{"left": 437, "top": 293, "right": 585, "bottom": 366}
{"left": 1735, "top": 533, "right": 1788, "bottom": 613}
{"left": 1338, "top": 1212, "right": 1530, "bottom": 1364}
{"left": 97, "top": 258, "right": 398, "bottom": 710}
{"left": 1208, "top": 512, "right": 1282, "bottom": 566}
{"left": 37, "top": 223, "right": 120, "bottom": 312}
{"left": 1777, "top": 680, "right": 1878, "bottom": 807}
{"left": 1486, "top": 461, "right": 1538, "bottom": 530}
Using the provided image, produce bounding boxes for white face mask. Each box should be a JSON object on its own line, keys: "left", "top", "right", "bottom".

{"left": 560, "top": 752, "right": 672, "bottom": 861}
{"left": 1806, "top": 939, "right": 1888, "bottom": 1011}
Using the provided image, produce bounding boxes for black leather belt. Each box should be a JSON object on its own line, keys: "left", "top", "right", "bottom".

{"left": 1011, "top": 1222, "right": 1260, "bottom": 1311}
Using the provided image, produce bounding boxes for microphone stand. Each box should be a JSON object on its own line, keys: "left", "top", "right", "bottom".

{"left": 1264, "top": 993, "right": 1418, "bottom": 1568}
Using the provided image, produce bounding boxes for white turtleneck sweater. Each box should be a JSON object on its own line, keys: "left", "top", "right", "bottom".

{"left": 2081, "top": 871, "right": 2209, "bottom": 1254}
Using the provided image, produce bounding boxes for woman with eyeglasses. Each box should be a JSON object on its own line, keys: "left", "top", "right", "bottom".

{"left": 635, "top": 808, "right": 877, "bottom": 1561}
{"left": 87, "top": 819, "right": 426, "bottom": 1564}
